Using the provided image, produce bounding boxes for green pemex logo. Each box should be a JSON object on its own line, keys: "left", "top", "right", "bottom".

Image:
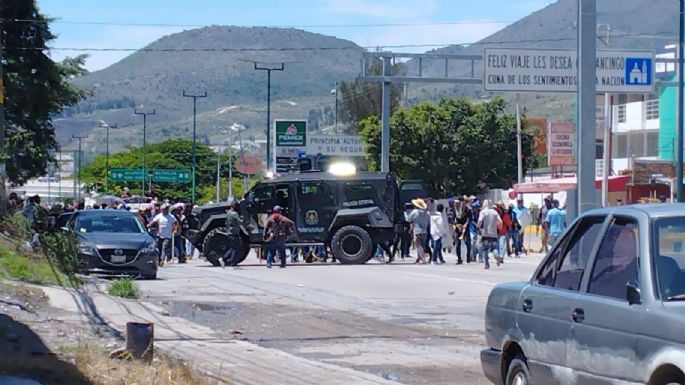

{"left": 276, "top": 120, "right": 306, "bottom": 146}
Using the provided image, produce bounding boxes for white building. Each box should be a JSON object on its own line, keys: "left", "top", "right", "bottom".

{"left": 610, "top": 95, "right": 660, "bottom": 173}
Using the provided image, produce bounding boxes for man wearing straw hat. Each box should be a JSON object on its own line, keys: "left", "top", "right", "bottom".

{"left": 405, "top": 198, "right": 430, "bottom": 264}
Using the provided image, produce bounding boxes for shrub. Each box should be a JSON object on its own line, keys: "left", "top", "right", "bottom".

{"left": 108, "top": 278, "right": 139, "bottom": 299}
{"left": 1, "top": 213, "right": 32, "bottom": 242}
{"left": 42, "top": 229, "right": 82, "bottom": 285}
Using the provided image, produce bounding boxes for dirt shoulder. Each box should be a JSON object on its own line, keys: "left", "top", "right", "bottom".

{"left": 0, "top": 281, "right": 220, "bottom": 385}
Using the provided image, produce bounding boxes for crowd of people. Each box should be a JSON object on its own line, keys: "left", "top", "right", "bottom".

{"left": 244, "top": 194, "right": 567, "bottom": 271}
{"left": 7, "top": 187, "right": 566, "bottom": 271}
{"left": 6, "top": 188, "right": 195, "bottom": 267}
{"left": 393, "top": 195, "right": 567, "bottom": 270}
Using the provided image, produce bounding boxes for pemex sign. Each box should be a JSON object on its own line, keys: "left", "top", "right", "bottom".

{"left": 275, "top": 120, "right": 306, "bottom": 147}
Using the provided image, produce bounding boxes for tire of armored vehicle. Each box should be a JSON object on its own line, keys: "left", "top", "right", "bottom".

{"left": 330, "top": 225, "right": 374, "bottom": 264}
{"left": 201, "top": 227, "right": 250, "bottom": 267}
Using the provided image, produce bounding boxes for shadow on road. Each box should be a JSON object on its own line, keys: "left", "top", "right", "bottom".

{"left": 0, "top": 314, "right": 93, "bottom": 385}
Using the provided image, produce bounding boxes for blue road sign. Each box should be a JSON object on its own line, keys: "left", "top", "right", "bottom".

{"left": 625, "top": 57, "right": 652, "bottom": 86}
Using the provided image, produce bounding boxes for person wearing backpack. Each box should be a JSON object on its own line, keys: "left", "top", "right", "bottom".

{"left": 263, "top": 205, "right": 295, "bottom": 268}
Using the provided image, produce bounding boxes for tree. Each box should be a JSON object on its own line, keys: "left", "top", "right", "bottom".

{"left": 2, "top": 0, "right": 88, "bottom": 184}
{"left": 359, "top": 97, "right": 534, "bottom": 195}
{"left": 337, "top": 59, "right": 404, "bottom": 132}
{"left": 79, "top": 139, "right": 257, "bottom": 203}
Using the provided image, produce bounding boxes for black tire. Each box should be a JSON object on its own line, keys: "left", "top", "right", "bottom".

{"left": 202, "top": 228, "right": 249, "bottom": 267}
{"left": 331, "top": 225, "right": 373, "bottom": 265}
{"left": 505, "top": 357, "right": 532, "bottom": 385}
{"left": 202, "top": 227, "right": 228, "bottom": 267}
{"left": 236, "top": 236, "right": 250, "bottom": 264}
{"left": 142, "top": 272, "right": 157, "bottom": 280}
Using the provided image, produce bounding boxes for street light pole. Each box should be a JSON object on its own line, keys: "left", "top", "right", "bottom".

{"left": 99, "top": 121, "right": 117, "bottom": 194}
{"left": 232, "top": 123, "right": 248, "bottom": 193}
{"left": 216, "top": 150, "right": 221, "bottom": 202}
{"left": 333, "top": 82, "right": 339, "bottom": 134}
{"left": 134, "top": 109, "right": 155, "bottom": 196}
{"left": 226, "top": 132, "right": 233, "bottom": 200}
{"left": 678, "top": 0, "right": 684, "bottom": 202}
{"left": 72, "top": 134, "right": 88, "bottom": 202}
{"left": 254, "top": 62, "right": 284, "bottom": 171}
{"left": 183, "top": 91, "right": 207, "bottom": 204}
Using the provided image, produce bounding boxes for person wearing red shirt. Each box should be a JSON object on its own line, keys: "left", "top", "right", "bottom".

{"left": 495, "top": 201, "right": 512, "bottom": 258}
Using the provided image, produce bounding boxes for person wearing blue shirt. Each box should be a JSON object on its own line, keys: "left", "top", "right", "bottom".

{"left": 545, "top": 199, "right": 567, "bottom": 248}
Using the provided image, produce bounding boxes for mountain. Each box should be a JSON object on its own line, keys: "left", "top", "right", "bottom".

{"left": 406, "top": 0, "right": 678, "bottom": 116}
{"left": 59, "top": 0, "right": 678, "bottom": 155}
{"left": 57, "top": 26, "right": 364, "bottom": 153}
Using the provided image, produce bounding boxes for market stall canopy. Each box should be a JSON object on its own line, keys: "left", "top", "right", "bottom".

{"left": 513, "top": 175, "right": 629, "bottom": 194}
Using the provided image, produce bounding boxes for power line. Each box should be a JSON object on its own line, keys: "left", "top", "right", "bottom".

{"left": 2, "top": 18, "right": 514, "bottom": 29}
{"left": 6, "top": 31, "right": 677, "bottom": 53}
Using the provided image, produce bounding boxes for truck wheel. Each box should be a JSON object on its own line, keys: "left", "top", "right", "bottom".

{"left": 202, "top": 227, "right": 228, "bottom": 267}
{"left": 331, "top": 225, "right": 373, "bottom": 264}
{"left": 505, "top": 356, "right": 532, "bottom": 385}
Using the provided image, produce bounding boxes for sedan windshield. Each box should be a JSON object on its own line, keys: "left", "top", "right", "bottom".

{"left": 654, "top": 218, "right": 685, "bottom": 301}
{"left": 75, "top": 211, "right": 144, "bottom": 234}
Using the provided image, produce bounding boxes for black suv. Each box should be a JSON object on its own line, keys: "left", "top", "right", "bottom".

{"left": 185, "top": 171, "right": 406, "bottom": 266}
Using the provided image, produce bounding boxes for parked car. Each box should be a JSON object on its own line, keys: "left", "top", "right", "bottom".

{"left": 481, "top": 204, "right": 685, "bottom": 385}
{"left": 68, "top": 209, "right": 158, "bottom": 279}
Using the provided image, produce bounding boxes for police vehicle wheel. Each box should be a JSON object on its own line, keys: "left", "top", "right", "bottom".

{"left": 202, "top": 227, "right": 228, "bottom": 267}
{"left": 331, "top": 225, "right": 373, "bottom": 264}
{"left": 233, "top": 237, "right": 250, "bottom": 265}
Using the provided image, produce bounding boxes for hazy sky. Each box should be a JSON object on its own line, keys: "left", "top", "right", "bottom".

{"left": 37, "top": 0, "right": 555, "bottom": 71}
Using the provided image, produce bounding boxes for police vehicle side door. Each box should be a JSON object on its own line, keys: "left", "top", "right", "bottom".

{"left": 247, "top": 184, "right": 275, "bottom": 243}
{"left": 294, "top": 181, "right": 336, "bottom": 241}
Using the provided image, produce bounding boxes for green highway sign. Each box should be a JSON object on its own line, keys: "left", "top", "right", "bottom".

{"left": 109, "top": 168, "right": 144, "bottom": 182}
{"left": 153, "top": 168, "right": 191, "bottom": 183}
{"left": 275, "top": 120, "right": 306, "bottom": 146}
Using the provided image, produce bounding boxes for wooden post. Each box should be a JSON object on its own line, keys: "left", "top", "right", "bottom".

{"left": 126, "top": 322, "right": 154, "bottom": 362}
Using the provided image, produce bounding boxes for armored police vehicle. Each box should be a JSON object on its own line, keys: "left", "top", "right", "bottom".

{"left": 184, "top": 171, "right": 407, "bottom": 266}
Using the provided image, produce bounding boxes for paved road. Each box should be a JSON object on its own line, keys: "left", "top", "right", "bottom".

{"left": 136, "top": 252, "right": 545, "bottom": 385}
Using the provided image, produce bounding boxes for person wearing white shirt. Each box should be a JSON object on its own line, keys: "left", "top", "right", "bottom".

{"left": 147, "top": 203, "right": 177, "bottom": 265}
{"left": 429, "top": 204, "right": 449, "bottom": 264}
{"left": 512, "top": 198, "right": 531, "bottom": 257}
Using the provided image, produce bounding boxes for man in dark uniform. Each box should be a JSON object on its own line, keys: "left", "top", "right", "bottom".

{"left": 223, "top": 200, "right": 243, "bottom": 269}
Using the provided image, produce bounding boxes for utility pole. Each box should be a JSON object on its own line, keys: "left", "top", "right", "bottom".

{"left": 72, "top": 134, "right": 88, "bottom": 202}
{"left": 134, "top": 109, "right": 155, "bottom": 196}
{"left": 333, "top": 82, "right": 339, "bottom": 134}
{"left": 253, "top": 62, "right": 284, "bottom": 171}
{"left": 215, "top": 150, "right": 221, "bottom": 202}
{"left": 227, "top": 134, "right": 233, "bottom": 200}
{"left": 99, "top": 121, "right": 117, "bottom": 194}
{"left": 576, "top": 0, "right": 597, "bottom": 214}
{"left": 678, "top": 0, "right": 684, "bottom": 202}
{"left": 58, "top": 151, "right": 62, "bottom": 201}
{"left": 232, "top": 123, "right": 248, "bottom": 193}
{"left": 516, "top": 104, "right": 523, "bottom": 187}
{"left": 602, "top": 94, "right": 612, "bottom": 207}
{"left": 0, "top": 28, "right": 6, "bottom": 216}
{"left": 380, "top": 55, "right": 392, "bottom": 172}
{"left": 183, "top": 91, "right": 207, "bottom": 204}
